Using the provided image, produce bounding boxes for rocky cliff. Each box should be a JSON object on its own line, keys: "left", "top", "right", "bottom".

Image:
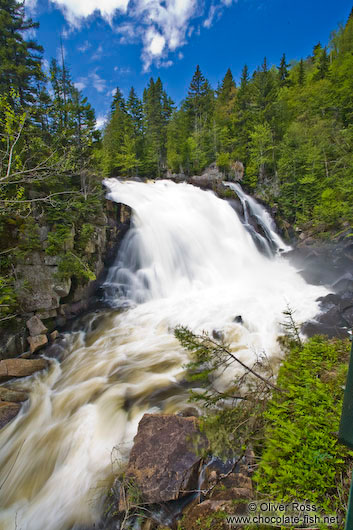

{"left": 0, "top": 199, "right": 131, "bottom": 360}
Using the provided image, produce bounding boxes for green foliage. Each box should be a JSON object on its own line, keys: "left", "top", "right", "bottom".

{"left": 45, "top": 225, "right": 73, "bottom": 255}
{"left": 174, "top": 326, "right": 277, "bottom": 459}
{"left": 255, "top": 336, "right": 352, "bottom": 516}
{"left": 0, "top": 276, "right": 17, "bottom": 318}
{"left": 57, "top": 252, "right": 96, "bottom": 282}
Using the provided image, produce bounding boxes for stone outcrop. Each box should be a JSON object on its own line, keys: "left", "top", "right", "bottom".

{"left": 26, "top": 315, "right": 48, "bottom": 336}
{"left": 0, "top": 402, "right": 21, "bottom": 430}
{"left": 121, "top": 413, "right": 208, "bottom": 505}
{"left": 287, "top": 227, "right": 353, "bottom": 339}
{"left": 0, "top": 200, "right": 131, "bottom": 359}
{"left": 27, "top": 334, "right": 48, "bottom": 354}
{"left": 0, "top": 386, "right": 28, "bottom": 402}
{"left": 0, "top": 358, "right": 47, "bottom": 381}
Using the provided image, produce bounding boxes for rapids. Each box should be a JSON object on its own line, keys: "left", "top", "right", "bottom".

{"left": 0, "top": 179, "right": 328, "bottom": 530}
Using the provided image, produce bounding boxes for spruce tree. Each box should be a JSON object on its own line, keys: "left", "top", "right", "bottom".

{"left": 0, "top": 0, "right": 44, "bottom": 106}
{"left": 316, "top": 47, "right": 330, "bottom": 79}
{"left": 111, "top": 87, "right": 126, "bottom": 113}
{"left": 298, "top": 58, "right": 305, "bottom": 85}
{"left": 278, "top": 53, "right": 290, "bottom": 86}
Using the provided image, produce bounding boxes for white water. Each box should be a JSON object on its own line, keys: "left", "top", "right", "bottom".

{"left": 224, "top": 181, "right": 292, "bottom": 256}
{"left": 0, "top": 179, "right": 328, "bottom": 530}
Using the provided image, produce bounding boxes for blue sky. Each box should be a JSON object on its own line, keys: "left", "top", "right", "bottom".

{"left": 26, "top": 0, "right": 352, "bottom": 127}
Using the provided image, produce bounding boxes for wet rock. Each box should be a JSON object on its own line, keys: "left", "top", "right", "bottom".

{"left": 0, "top": 358, "right": 47, "bottom": 380}
{"left": 122, "top": 413, "right": 208, "bottom": 505}
{"left": 26, "top": 315, "right": 48, "bottom": 337}
{"left": 212, "top": 329, "right": 224, "bottom": 341}
{"left": 0, "top": 386, "right": 28, "bottom": 402}
{"left": 0, "top": 402, "right": 21, "bottom": 429}
{"left": 27, "top": 334, "right": 48, "bottom": 354}
{"left": 50, "top": 330, "right": 59, "bottom": 341}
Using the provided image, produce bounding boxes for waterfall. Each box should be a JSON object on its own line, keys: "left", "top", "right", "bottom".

{"left": 224, "top": 181, "right": 291, "bottom": 256}
{"left": 0, "top": 179, "right": 328, "bottom": 530}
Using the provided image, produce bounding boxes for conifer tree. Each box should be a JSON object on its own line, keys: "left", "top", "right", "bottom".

{"left": 0, "top": 0, "right": 44, "bottom": 106}
{"left": 316, "top": 47, "right": 330, "bottom": 79}
{"left": 278, "top": 53, "right": 290, "bottom": 86}
{"left": 298, "top": 58, "right": 305, "bottom": 85}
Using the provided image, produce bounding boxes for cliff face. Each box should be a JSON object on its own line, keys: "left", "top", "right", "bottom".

{"left": 0, "top": 200, "right": 131, "bottom": 359}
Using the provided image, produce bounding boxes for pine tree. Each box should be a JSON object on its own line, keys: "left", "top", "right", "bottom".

{"left": 217, "top": 68, "right": 236, "bottom": 105}
{"left": 185, "top": 65, "right": 214, "bottom": 133}
{"left": 0, "top": 0, "right": 45, "bottom": 106}
{"left": 127, "top": 87, "right": 143, "bottom": 135}
{"left": 298, "top": 58, "right": 305, "bottom": 85}
{"left": 316, "top": 47, "right": 330, "bottom": 79}
{"left": 278, "top": 53, "right": 290, "bottom": 86}
{"left": 111, "top": 87, "right": 126, "bottom": 114}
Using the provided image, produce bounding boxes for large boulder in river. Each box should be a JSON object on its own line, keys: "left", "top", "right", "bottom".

{"left": 122, "top": 414, "right": 208, "bottom": 505}
{"left": 0, "top": 358, "right": 47, "bottom": 381}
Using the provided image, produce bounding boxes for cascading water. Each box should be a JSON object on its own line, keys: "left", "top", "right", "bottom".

{"left": 0, "top": 179, "right": 328, "bottom": 530}
{"left": 224, "top": 181, "right": 291, "bottom": 256}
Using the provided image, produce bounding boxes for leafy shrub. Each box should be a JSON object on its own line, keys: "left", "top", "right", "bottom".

{"left": 255, "top": 336, "right": 352, "bottom": 517}
{"left": 58, "top": 252, "right": 96, "bottom": 282}
{"left": 46, "top": 225, "right": 73, "bottom": 255}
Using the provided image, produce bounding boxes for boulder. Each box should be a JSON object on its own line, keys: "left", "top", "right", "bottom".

{"left": 15, "top": 263, "right": 64, "bottom": 311}
{"left": 0, "top": 402, "right": 21, "bottom": 429}
{"left": 26, "top": 315, "right": 48, "bottom": 337}
{"left": 27, "top": 334, "right": 48, "bottom": 354}
{"left": 122, "top": 414, "right": 208, "bottom": 505}
{"left": 0, "top": 386, "right": 28, "bottom": 402}
{"left": 0, "top": 358, "right": 47, "bottom": 380}
{"left": 50, "top": 330, "right": 59, "bottom": 341}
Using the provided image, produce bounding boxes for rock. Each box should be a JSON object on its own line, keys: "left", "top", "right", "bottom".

{"left": 44, "top": 255, "right": 59, "bottom": 266}
{"left": 0, "top": 386, "right": 28, "bottom": 402}
{"left": 0, "top": 358, "right": 47, "bottom": 380}
{"left": 122, "top": 414, "right": 208, "bottom": 505}
{"left": 85, "top": 240, "right": 96, "bottom": 253}
{"left": 15, "top": 264, "right": 62, "bottom": 311}
{"left": 231, "top": 160, "right": 244, "bottom": 181}
{"left": 53, "top": 277, "right": 71, "bottom": 298}
{"left": 181, "top": 499, "right": 245, "bottom": 530}
{"left": 212, "top": 329, "right": 224, "bottom": 341}
{"left": 36, "top": 309, "right": 57, "bottom": 320}
{"left": 26, "top": 315, "right": 48, "bottom": 337}
{"left": 0, "top": 402, "right": 21, "bottom": 429}
{"left": 27, "top": 334, "right": 48, "bottom": 354}
{"left": 50, "top": 330, "right": 59, "bottom": 341}
{"left": 39, "top": 225, "right": 49, "bottom": 243}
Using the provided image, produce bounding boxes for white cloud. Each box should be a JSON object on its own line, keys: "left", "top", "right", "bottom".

{"left": 73, "top": 72, "right": 107, "bottom": 93}
{"left": 203, "top": 4, "right": 218, "bottom": 28}
{"left": 47, "top": 0, "right": 236, "bottom": 70}
{"left": 74, "top": 81, "right": 87, "bottom": 90}
{"left": 91, "top": 71, "right": 107, "bottom": 92}
{"left": 91, "top": 44, "right": 104, "bottom": 60}
{"left": 113, "top": 66, "right": 132, "bottom": 74}
{"left": 50, "top": 0, "right": 130, "bottom": 26}
{"left": 24, "top": 0, "right": 38, "bottom": 14}
{"left": 178, "top": 51, "right": 184, "bottom": 60}
{"left": 78, "top": 40, "right": 92, "bottom": 52}
{"left": 95, "top": 114, "right": 107, "bottom": 129}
